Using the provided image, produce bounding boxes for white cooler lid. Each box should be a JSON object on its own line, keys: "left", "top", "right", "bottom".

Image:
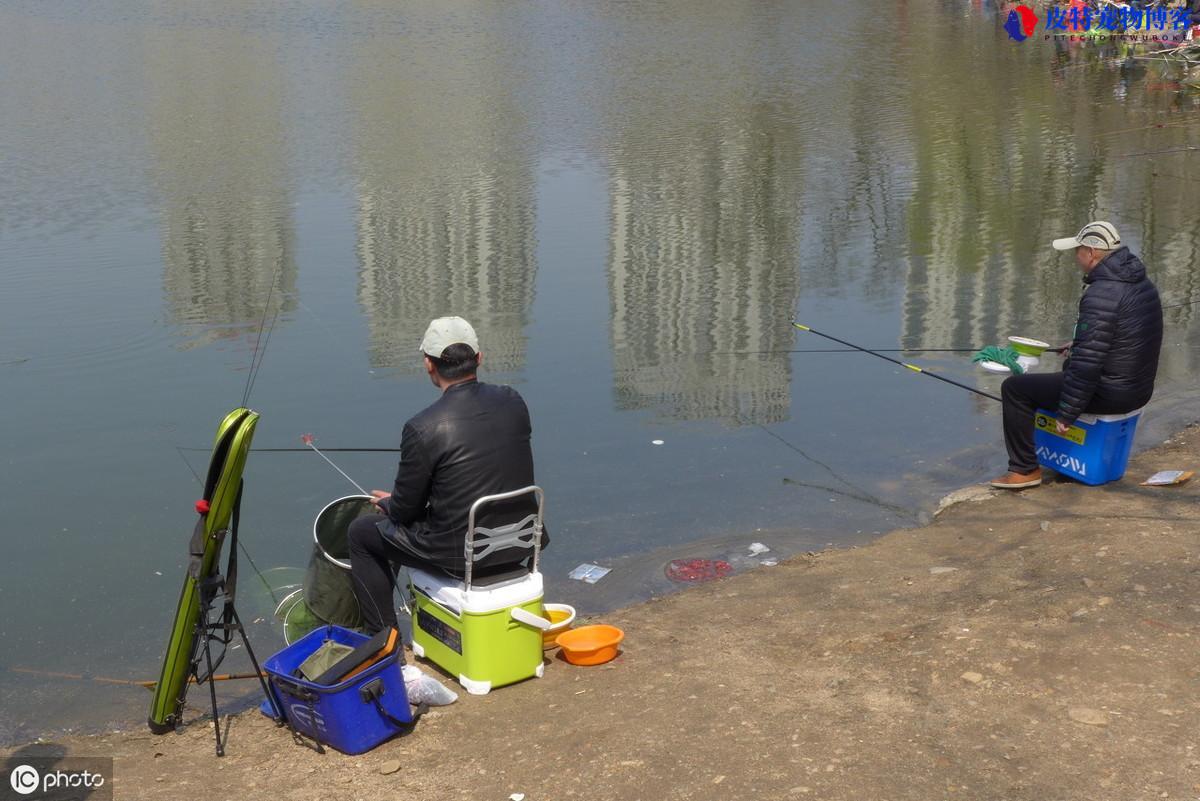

{"left": 1076, "top": 407, "right": 1144, "bottom": 425}
{"left": 408, "top": 568, "right": 543, "bottom": 615}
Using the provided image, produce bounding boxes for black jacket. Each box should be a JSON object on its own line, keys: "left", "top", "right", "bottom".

{"left": 381, "top": 379, "right": 546, "bottom": 571}
{"left": 1058, "top": 247, "right": 1162, "bottom": 424}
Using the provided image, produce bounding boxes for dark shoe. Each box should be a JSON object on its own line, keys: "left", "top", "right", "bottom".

{"left": 989, "top": 468, "right": 1043, "bottom": 489}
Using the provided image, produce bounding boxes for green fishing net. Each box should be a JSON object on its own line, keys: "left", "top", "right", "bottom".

{"left": 972, "top": 345, "right": 1024, "bottom": 374}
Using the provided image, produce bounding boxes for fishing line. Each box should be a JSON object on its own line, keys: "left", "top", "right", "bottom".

{"left": 290, "top": 294, "right": 368, "bottom": 369}
{"left": 750, "top": 420, "right": 921, "bottom": 523}
{"left": 780, "top": 477, "right": 920, "bottom": 521}
{"left": 242, "top": 301, "right": 282, "bottom": 407}
{"left": 791, "top": 321, "right": 1002, "bottom": 403}
{"left": 1149, "top": 169, "right": 1200, "bottom": 185}
{"left": 1118, "top": 145, "right": 1199, "bottom": 158}
{"left": 241, "top": 262, "right": 284, "bottom": 407}
{"left": 1098, "top": 118, "right": 1200, "bottom": 137}
{"left": 175, "top": 445, "right": 203, "bottom": 484}
{"left": 302, "top": 433, "right": 371, "bottom": 495}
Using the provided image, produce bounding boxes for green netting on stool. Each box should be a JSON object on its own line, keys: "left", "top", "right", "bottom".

{"left": 972, "top": 345, "right": 1024, "bottom": 374}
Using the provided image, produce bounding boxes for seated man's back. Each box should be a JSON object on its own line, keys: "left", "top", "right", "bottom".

{"left": 385, "top": 379, "right": 540, "bottom": 573}
{"left": 349, "top": 316, "right": 547, "bottom": 633}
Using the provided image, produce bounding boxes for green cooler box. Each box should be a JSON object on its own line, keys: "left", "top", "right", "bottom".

{"left": 409, "top": 567, "right": 548, "bottom": 695}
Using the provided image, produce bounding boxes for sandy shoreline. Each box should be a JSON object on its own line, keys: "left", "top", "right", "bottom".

{"left": 5, "top": 421, "right": 1199, "bottom": 800}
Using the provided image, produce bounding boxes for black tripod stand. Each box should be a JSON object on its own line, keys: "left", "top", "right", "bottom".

{"left": 181, "top": 490, "right": 299, "bottom": 757}
{"left": 190, "top": 571, "right": 281, "bottom": 757}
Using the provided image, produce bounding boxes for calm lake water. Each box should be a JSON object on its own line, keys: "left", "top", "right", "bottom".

{"left": 2, "top": 0, "right": 1198, "bottom": 742}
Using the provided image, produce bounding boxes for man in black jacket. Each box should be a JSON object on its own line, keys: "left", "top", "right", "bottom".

{"left": 348, "top": 316, "right": 546, "bottom": 633}
{"left": 992, "top": 221, "right": 1162, "bottom": 489}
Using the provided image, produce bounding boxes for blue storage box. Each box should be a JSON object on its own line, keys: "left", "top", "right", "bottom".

{"left": 1034, "top": 408, "right": 1142, "bottom": 485}
{"left": 261, "top": 625, "right": 415, "bottom": 754}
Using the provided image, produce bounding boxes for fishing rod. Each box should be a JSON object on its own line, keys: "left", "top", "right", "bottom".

{"left": 712, "top": 347, "right": 982, "bottom": 354}
{"left": 791, "top": 322, "right": 1003, "bottom": 403}
{"left": 256, "top": 446, "right": 399, "bottom": 452}
{"left": 8, "top": 666, "right": 265, "bottom": 690}
{"left": 151, "top": 260, "right": 288, "bottom": 747}
{"left": 761, "top": 295, "right": 1200, "bottom": 361}
{"left": 135, "top": 672, "right": 266, "bottom": 689}
{"left": 176, "top": 446, "right": 401, "bottom": 453}
{"left": 302, "top": 433, "right": 372, "bottom": 495}
{"left": 713, "top": 341, "right": 1081, "bottom": 357}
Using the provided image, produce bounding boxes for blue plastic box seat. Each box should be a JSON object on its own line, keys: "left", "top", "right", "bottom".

{"left": 1033, "top": 408, "right": 1143, "bottom": 485}
{"left": 262, "top": 625, "right": 416, "bottom": 754}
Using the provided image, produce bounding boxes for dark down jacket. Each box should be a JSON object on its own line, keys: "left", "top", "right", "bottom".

{"left": 1058, "top": 246, "right": 1163, "bottom": 424}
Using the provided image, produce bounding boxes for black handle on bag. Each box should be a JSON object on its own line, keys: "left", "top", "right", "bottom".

{"left": 359, "top": 679, "right": 414, "bottom": 729}
{"left": 273, "top": 676, "right": 319, "bottom": 703}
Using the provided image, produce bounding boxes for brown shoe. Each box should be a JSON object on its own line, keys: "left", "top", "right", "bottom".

{"left": 989, "top": 468, "right": 1043, "bottom": 489}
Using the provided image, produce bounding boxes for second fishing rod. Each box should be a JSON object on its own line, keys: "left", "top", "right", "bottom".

{"left": 790, "top": 321, "right": 1006, "bottom": 403}
{"left": 774, "top": 293, "right": 1200, "bottom": 361}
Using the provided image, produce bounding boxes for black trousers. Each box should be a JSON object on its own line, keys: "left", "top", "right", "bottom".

{"left": 1000, "top": 372, "right": 1143, "bottom": 473}
{"left": 347, "top": 514, "right": 441, "bottom": 634}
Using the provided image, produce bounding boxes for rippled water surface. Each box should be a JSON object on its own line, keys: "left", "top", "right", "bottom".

{"left": 2, "top": 0, "right": 1198, "bottom": 741}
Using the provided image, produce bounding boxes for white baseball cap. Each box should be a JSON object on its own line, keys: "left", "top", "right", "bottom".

{"left": 419, "top": 316, "right": 479, "bottom": 358}
{"left": 1052, "top": 221, "right": 1121, "bottom": 251}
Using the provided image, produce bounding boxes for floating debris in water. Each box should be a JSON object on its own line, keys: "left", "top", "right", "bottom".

{"left": 747, "top": 542, "right": 770, "bottom": 556}
{"left": 568, "top": 563, "right": 611, "bottom": 584}
{"left": 664, "top": 558, "right": 732, "bottom": 583}
{"left": 651, "top": 439, "right": 664, "bottom": 445}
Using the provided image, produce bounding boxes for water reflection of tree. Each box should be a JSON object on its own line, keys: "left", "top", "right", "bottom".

{"left": 1107, "top": 120, "right": 1200, "bottom": 377}
{"left": 606, "top": 103, "right": 804, "bottom": 426}
{"left": 901, "top": 2, "right": 1122, "bottom": 353}
{"left": 146, "top": 28, "right": 295, "bottom": 350}
{"left": 900, "top": 9, "right": 1200, "bottom": 398}
{"left": 350, "top": 16, "right": 536, "bottom": 375}
{"left": 797, "top": 31, "right": 914, "bottom": 306}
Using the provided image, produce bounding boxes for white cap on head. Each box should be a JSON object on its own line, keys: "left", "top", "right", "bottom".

{"left": 1052, "top": 221, "right": 1121, "bottom": 251}
{"left": 419, "top": 316, "right": 479, "bottom": 358}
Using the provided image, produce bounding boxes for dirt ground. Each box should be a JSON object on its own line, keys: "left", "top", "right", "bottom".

{"left": 6, "top": 424, "right": 1200, "bottom": 801}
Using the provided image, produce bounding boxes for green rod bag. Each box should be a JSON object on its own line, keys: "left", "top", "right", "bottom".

{"left": 148, "top": 408, "right": 259, "bottom": 733}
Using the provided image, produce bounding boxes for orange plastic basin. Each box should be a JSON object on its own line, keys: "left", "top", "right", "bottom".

{"left": 555, "top": 624, "right": 624, "bottom": 666}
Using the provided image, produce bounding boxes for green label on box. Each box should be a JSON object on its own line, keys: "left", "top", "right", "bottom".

{"left": 1035, "top": 413, "right": 1086, "bottom": 445}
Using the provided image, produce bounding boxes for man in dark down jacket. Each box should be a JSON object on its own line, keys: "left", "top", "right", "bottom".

{"left": 348, "top": 316, "right": 546, "bottom": 633}
{"left": 991, "top": 221, "right": 1162, "bottom": 489}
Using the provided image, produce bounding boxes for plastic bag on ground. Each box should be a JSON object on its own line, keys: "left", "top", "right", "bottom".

{"left": 402, "top": 664, "right": 458, "bottom": 706}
